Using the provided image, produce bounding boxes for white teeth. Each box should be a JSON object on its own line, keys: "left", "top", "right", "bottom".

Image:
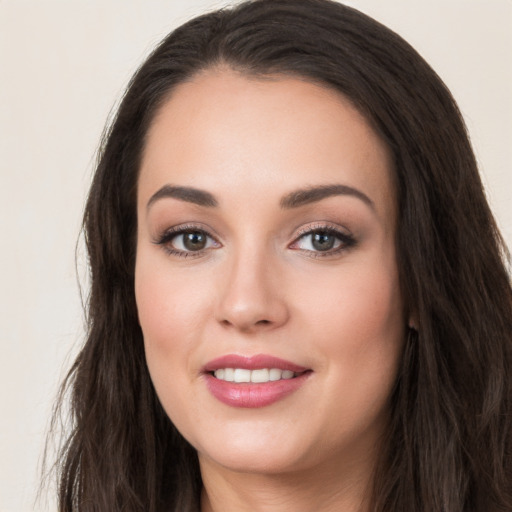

{"left": 213, "top": 368, "right": 298, "bottom": 383}
{"left": 251, "top": 369, "right": 269, "bottom": 383}
{"left": 282, "top": 370, "right": 294, "bottom": 379}
{"left": 233, "top": 369, "right": 251, "bottom": 383}
{"left": 269, "top": 368, "right": 282, "bottom": 381}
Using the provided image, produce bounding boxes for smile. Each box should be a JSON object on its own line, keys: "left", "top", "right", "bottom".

{"left": 213, "top": 368, "right": 297, "bottom": 383}
{"left": 203, "top": 354, "right": 311, "bottom": 408}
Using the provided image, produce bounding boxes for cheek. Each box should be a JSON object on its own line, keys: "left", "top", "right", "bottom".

{"left": 134, "top": 250, "right": 212, "bottom": 404}
{"left": 135, "top": 254, "right": 210, "bottom": 348}
{"left": 298, "top": 251, "right": 405, "bottom": 397}
{"left": 134, "top": 255, "right": 210, "bottom": 433}
{"left": 300, "top": 260, "right": 403, "bottom": 345}
{"left": 343, "top": 268, "right": 403, "bottom": 348}
{"left": 297, "top": 261, "right": 405, "bottom": 443}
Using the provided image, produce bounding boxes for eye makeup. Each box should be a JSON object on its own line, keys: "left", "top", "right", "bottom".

{"left": 152, "top": 220, "right": 357, "bottom": 260}
{"left": 289, "top": 223, "right": 357, "bottom": 258}
{"left": 153, "top": 223, "right": 221, "bottom": 258}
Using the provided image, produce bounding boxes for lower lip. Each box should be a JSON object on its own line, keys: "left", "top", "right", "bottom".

{"left": 204, "top": 372, "right": 311, "bottom": 408}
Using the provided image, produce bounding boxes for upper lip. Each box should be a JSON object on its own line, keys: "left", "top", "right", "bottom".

{"left": 202, "top": 354, "right": 309, "bottom": 373}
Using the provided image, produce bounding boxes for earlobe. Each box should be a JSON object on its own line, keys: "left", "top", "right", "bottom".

{"left": 407, "top": 314, "right": 418, "bottom": 331}
{"left": 408, "top": 321, "right": 418, "bottom": 331}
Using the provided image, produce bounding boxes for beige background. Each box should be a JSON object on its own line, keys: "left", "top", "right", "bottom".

{"left": 1, "top": 1, "right": 511, "bottom": 510}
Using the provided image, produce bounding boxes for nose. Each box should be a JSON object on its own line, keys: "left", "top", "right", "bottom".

{"left": 215, "top": 249, "right": 289, "bottom": 333}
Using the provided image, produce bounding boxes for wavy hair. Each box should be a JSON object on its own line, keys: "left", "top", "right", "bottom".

{"left": 50, "top": 0, "right": 512, "bottom": 510}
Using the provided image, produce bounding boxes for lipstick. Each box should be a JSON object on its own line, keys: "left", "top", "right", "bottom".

{"left": 202, "top": 354, "right": 311, "bottom": 408}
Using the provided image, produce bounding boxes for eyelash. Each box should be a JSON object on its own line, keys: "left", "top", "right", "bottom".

{"left": 153, "top": 223, "right": 356, "bottom": 259}
{"left": 291, "top": 223, "right": 357, "bottom": 258}
{"left": 153, "top": 224, "right": 219, "bottom": 259}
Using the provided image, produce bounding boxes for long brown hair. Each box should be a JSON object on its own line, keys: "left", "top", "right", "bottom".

{"left": 50, "top": 1, "right": 512, "bottom": 510}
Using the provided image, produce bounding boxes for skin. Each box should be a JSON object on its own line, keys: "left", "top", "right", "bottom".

{"left": 135, "top": 68, "right": 407, "bottom": 512}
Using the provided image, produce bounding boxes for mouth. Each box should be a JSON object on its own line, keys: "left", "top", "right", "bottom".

{"left": 210, "top": 368, "right": 303, "bottom": 383}
{"left": 202, "top": 354, "right": 312, "bottom": 408}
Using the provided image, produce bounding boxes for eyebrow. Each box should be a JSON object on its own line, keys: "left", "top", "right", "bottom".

{"left": 280, "top": 184, "right": 375, "bottom": 210}
{"left": 146, "top": 183, "right": 374, "bottom": 211}
{"left": 147, "top": 185, "right": 218, "bottom": 209}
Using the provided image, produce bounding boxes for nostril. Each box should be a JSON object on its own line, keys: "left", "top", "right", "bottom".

{"left": 256, "top": 319, "right": 271, "bottom": 325}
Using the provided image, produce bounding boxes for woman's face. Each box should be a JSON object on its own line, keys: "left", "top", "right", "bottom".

{"left": 135, "top": 69, "right": 406, "bottom": 476}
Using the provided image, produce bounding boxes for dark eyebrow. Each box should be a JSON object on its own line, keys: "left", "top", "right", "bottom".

{"left": 147, "top": 185, "right": 218, "bottom": 209}
{"left": 280, "top": 184, "right": 375, "bottom": 210}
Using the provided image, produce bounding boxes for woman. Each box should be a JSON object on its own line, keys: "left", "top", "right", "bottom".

{"left": 51, "top": 0, "right": 512, "bottom": 510}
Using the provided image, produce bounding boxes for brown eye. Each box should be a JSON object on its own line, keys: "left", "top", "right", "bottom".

{"left": 182, "top": 231, "right": 208, "bottom": 251}
{"left": 156, "top": 227, "right": 219, "bottom": 256}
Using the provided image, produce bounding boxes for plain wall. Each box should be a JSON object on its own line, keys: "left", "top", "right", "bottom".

{"left": 1, "top": 1, "right": 511, "bottom": 510}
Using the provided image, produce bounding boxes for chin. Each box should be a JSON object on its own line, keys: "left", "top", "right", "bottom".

{"left": 194, "top": 426, "right": 312, "bottom": 475}
{"left": 200, "top": 447, "right": 305, "bottom": 475}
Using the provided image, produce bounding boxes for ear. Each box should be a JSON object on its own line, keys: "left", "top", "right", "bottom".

{"left": 408, "top": 314, "right": 418, "bottom": 331}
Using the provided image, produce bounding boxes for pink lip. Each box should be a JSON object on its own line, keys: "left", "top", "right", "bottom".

{"left": 202, "top": 354, "right": 311, "bottom": 408}
{"left": 202, "top": 354, "right": 308, "bottom": 373}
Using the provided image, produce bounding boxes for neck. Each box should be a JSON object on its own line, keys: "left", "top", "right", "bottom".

{"left": 199, "top": 451, "right": 375, "bottom": 512}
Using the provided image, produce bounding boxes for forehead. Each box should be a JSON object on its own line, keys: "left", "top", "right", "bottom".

{"left": 139, "top": 69, "right": 395, "bottom": 222}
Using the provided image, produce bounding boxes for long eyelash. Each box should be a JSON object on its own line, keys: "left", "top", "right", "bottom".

{"left": 295, "top": 223, "right": 357, "bottom": 257}
{"left": 153, "top": 223, "right": 355, "bottom": 259}
{"left": 153, "top": 224, "right": 212, "bottom": 258}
